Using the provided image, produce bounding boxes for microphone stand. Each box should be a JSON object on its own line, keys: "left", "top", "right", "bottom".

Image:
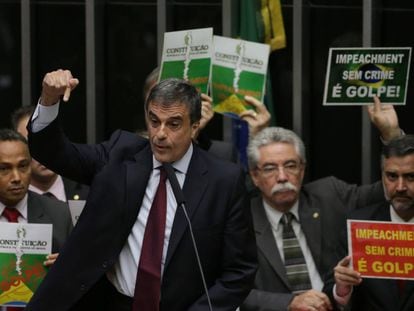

{"left": 163, "top": 163, "right": 213, "bottom": 311}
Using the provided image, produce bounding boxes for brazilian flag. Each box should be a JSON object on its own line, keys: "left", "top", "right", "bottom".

{"left": 232, "top": 0, "right": 286, "bottom": 169}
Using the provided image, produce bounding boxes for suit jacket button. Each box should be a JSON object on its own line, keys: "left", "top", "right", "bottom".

{"left": 102, "top": 261, "right": 108, "bottom": 269}
{"left": 80, "top": 284, "right": 86, "bottom": 291}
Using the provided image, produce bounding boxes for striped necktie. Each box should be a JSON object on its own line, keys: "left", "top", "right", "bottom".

{"left": 281, "top": 212, "right": 312, "bottom": 294}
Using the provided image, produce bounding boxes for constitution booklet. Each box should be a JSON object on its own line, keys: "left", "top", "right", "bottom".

{"left": 159, "top": 27, "right": 213, "bottom": 93}
{"left": 211, "top": 35, "right": 270, "bottom": 118}
{"left": 0, "top": 223, "right": 52, "bottom": 307}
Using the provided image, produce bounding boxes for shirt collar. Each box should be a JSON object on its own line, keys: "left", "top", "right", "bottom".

{"left": 28, "top": 175, "right": 66, "bottom": 201}
{"left": 0, "top": 193, "right": 28, "bottom": 220}
{"left": 390, "top": 204, "right": 414, "bottom": 223}
{"left": 262, "top": 199, "right": 300, "bottom": 231}
{"left": 152, "top": 143, "right": 193, "bottom": 175}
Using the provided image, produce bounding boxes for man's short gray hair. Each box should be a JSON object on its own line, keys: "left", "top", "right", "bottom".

{"left": 247, "top": 127, "right": 306, "bottom": 169}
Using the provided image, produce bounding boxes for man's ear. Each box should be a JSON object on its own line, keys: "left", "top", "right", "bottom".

{"left": 249, "top": 169, "right": 260, "bottom": 187}
{"left": 191, "top": 121, "right": 201, "bottom": 139}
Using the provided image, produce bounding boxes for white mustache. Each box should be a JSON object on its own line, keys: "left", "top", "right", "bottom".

{"left": 271, "top": 182, "right": 297, "bottom": 195}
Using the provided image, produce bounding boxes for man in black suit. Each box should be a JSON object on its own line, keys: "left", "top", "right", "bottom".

{"left": 0, "top": 129, "right": 72, "bottom": 257}
{"left": 240, "top": 98, "right": 401, "bottom": 311}
{"left": 25, "top": 69, "right": 257, "bottom": 311}
{"left": 329, "top": 135, "right": 414, "bottom": 311}
{"left": 11, "top": 106, "right": 89, "bottom": 201}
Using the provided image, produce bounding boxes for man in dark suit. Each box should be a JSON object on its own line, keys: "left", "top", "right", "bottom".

{"left": 329, "top": 135, "right": 414, "bottom": 311}
{"left": 25, "top": 70, "right": 257, "bottom": 311}
{"left": 11, "top": 106, "right": 89, "bottom": 202}
{"left": 240, "top": 97, "right": 401, "bottom": 311}
{"left": 0, "top": 129, "right": 72, "bottom": 258}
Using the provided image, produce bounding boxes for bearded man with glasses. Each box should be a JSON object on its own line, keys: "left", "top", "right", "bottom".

{"left": 240, "top": 97, "right": 403, "bottom": 311}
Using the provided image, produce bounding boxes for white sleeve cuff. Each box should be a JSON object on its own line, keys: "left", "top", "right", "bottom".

{"left": 31, "top": 100, "right": 60, "bottom": 133}
{"left": 380, "top": 129, "right": 405, "bottom": 145}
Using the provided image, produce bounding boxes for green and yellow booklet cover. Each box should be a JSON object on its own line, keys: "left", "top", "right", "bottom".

{"left": 159, "top": 27, "right": 213, "bottom": 94}
{"left": 0, "top": 223, "right": 52, "bottom": 307}
{"left": 211, "top": 35, "right": 270, "bottom": 118}
{"left": 323, "top": 47, "right": 412, "bottom": 105}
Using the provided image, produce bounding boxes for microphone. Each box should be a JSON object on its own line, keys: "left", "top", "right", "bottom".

{"left": 162, "top": 163, "right": 213, "bottom": 311}
{"left": 162, "top": 163, "right": 185, "bottom": 206}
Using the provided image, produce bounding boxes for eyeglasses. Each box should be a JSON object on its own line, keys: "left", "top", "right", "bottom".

{"left": 255, "top": 161, "right": 303, "bottom": 178}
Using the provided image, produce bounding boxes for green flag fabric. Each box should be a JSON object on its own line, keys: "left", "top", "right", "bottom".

{"left": 238, "top": 0, "right": 286, "bottom": 126}
{"left": 230, "top": 0, "right": 286, "bottom": 169}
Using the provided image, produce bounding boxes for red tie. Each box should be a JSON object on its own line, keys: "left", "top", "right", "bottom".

{"left": 2, "top": 207, "right": 20, "bottom": 223}
{"left": 133, "top": 168, "right": 167, "bottom": 311}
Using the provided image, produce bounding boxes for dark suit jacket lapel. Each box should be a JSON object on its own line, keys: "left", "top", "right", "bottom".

{"left": 27, "top": 192, "right": 47, "bottom": 223}
{"left": 374, "top": 203, "right": 392, "bottom": 221}
{"left": 298, "top": 194, "right": 322, "bottom": 270}
{"left": 402, "top": 281, "right": 414, "bottom": 310}
{"left": 251, "top": 197, "right": 290, "bottom": 289}
{"left": 165, "top": 147, "right": 208, "bottom": 267}
{"left": 124, "top": 145, "right": 153, "bottom": 229}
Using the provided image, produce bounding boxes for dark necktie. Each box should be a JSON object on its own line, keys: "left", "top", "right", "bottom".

{"left": 133, "top": 168, "right": 167, "bottom": 311}
{"left": 2, "top": 207, "right": 21, "bottom": 223}
{"left": 397, "top": 279, "right": 406, "bottom": 297}
{"left": 43, "top": 192, "right": 57, "bottom": 200}
{"left": 281, "top": 212, "right": 312, "bottom": 294}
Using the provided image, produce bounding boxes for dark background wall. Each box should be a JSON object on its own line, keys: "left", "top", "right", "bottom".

{"left": 1, "top": 0, "right": 414, "bottom": 185}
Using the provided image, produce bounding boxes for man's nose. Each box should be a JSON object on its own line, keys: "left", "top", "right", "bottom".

{"left": 10, "top": 169, "right": 22, "bottom": 184}
{"left": 396, "top": 177, "right": 407, "bottom": 192}
{"left": 276, "top": 167, "right": 288, "bottom": 183}
{"left": 156, "top": 124, "right": 167, "bottom": 139}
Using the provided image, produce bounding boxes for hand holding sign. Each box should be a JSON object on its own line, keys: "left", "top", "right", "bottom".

{"left": 367, "top": 96, "right": 401, "bottom": 141}
{"left": 334, "top": 255, "right": 362, "bottom": 299}
{"left": 240, "top": 96, "right": 271, "bottom": 137}
{"left": 43, "top": 253, "right": 59, "bottom": 267}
